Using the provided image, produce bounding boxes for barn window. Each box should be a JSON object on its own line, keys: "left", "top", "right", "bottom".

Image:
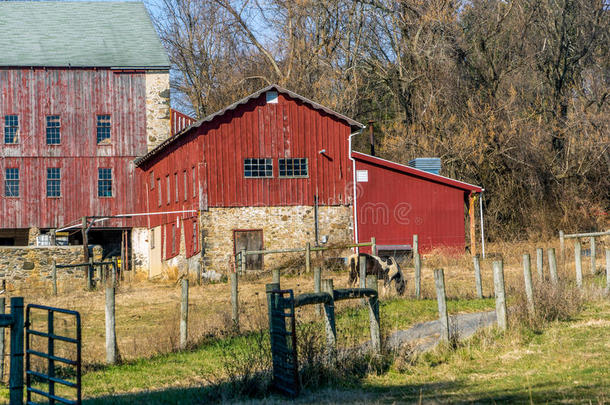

{"left": 46, "top": 168, "right": 61, "bottom": 197}
{"left": 150, "top": 171, "right": 154, "bottom": 190}
{"left": 183, "top": 170, "right": 188, "bottom": 201}
{"left": 150, "top": 228, "right": 155, "bottom": 249}
{"left": 97, "top": 168, "right": 112, "bottom": 197}
{"left": 4, "top": 168, "right": 19, "bottom": 197}
{"left": 157, "top": 178, "right": 162, "bottom": 206}
{"left": 96, "top": 115, "right": 111, "bottom": 144}
{"left": 244, "top": 158, "right": 273, "bottom": 178}
{"left": 166, "top": 175, "right": 170, "bottom": 205}
{"left": 174, "top": 173, "right": 179, "bottom": 202}
{"left": 171, "top": 224, "right": 176, "bottom": 254}
{"left": 46, "top": 115, "right": 61, "bottom": 145}
{"left": 192, "top": 167, "right": 196, "bottom": 198}
{"left": 192, "top": 221, "right": 197, "bottom": 251}
{"left": 4, "top": 115, "right": 18, "bottom": 144}
{"left": 279, "top": 158, "right": 308, "bottom": 177}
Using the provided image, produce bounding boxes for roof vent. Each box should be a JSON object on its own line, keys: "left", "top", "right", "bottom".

{"left": 408, "top": 158, "right": 441, "bottom": 175}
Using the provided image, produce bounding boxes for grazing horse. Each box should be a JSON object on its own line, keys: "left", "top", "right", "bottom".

{"left": 347, "top": 253, "right": 406, "bottom": 295}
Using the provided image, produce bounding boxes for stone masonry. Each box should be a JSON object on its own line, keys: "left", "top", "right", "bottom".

{"left": 145, "top": 71, "right": 171, "bottom": 151}
{"left": 200, "top": 205, "right": 353, "bottom": 273}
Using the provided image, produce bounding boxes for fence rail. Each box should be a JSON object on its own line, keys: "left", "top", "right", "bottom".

{"left": 561, "top": 230, "right": 610, "bottom": 239}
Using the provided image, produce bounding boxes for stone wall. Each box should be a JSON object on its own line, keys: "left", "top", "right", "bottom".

{"left": 0, "top": 245, "right": 85, "bottom": 290}
{"left": 145, "top": 71, "right": 171, "bottom": 151}
{"left": 200, "top": 205, "right": 353, "bottom": 273}
{"left": 131, "top": 227, "right": 150, "bottom": 272}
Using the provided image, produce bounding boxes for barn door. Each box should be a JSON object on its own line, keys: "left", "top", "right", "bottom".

{"left": 234, "top": 230, "right": 263, "bottom": 270}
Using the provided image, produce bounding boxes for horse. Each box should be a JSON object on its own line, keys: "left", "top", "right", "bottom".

{"left": 347, "top": 253, "right": 406, "bottom": 296}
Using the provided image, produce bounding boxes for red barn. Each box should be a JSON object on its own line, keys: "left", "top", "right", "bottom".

{"left": 352, "top": 152, "right": 483, "bottom": 254}
{"left": 135, "top": 85, "right": 363, "bottom": 276}
{"left": 0, "top": 2, "right": 170, "bottom": 262}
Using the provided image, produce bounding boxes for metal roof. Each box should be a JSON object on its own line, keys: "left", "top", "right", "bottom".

{"left": 0, "top": 1, "right": 169, "bottom": 69}
{"left": 352, "top": 151, "right": 483, "bottom": 193}
{"left": 135, "top": 84, "right": 365, "bottom": 166}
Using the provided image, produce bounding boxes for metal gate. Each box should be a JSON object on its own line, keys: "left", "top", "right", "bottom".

{"left": 25, "top": 304, "right": 81, "bottom": 405}
{"left": 265, "top": 285, "right": 299, "bottom": 397}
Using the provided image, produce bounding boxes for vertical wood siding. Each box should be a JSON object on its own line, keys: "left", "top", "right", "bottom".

{"left": 0, "top": 68, "right": 147, "bottom": 229}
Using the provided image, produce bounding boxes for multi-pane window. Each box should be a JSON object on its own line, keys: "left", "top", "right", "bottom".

{"left": 157, "top": 178, "right": 162, "bottom": 206}
{"left": 4, "top": 115, "right": 18, "bottom": 144}
{"left": 150, "top": 171, "right": 154, "bottom": 190}
{"left": 171, "top": 224, "right": 176, "bottom": 254}
{"left": 192, "top": 221, "right": 197, "bottom": 251}
{"left": 279, "top": 158, "right": 308, "bottom": 177}
{"left": 4, "top": 168, "right": 19, "bottom": 197}
{"left": 97, "top": 168, "right": 112, "bottom": 197}
{"left": 46, "top": 168, "right": 61, "bottom": 197}
{"left": 46, "top": 115, "right": 61, "bottom": 144}
{"left": 244, "top": 158, "right": 273, "bottom": 178}
{"left": 96, "top": 115, "right": 111, "bottom": 144}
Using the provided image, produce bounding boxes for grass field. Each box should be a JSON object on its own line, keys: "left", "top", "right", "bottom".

{"left": 0, "top": 240, "right": 607, "bottom": 403}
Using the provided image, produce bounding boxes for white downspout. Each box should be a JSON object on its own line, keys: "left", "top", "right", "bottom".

{"left": 480, "top": 189, "right": 486, "bottom": 259}
{"left": 349, "top": 128, "right": 364, "bottom": 254}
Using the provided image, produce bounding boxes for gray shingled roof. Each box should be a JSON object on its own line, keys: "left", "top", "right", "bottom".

{"left": 0, "top": 1, "right": 169, "bottom": 68}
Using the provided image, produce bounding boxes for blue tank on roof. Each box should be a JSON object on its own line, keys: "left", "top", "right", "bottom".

{"left": 408, "top": 158, "right": 442, "bottom": 175}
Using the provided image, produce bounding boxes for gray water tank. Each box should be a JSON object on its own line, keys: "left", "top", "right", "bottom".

{"left": 408, "top": 158, "right": 441, "bottom": 175}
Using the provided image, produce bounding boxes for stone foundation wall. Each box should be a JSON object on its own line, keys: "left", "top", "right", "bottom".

{"left": 0, "top": 245, "right": 85, "bottom": 289}
{"left": 131, "top": 227, "right": 150, "bottom": 273}
{"left": 201, "top": 205, "right": 353, "bottom": 273}
{"left": 145, "top": 71, "right": 171, "bottom": 151}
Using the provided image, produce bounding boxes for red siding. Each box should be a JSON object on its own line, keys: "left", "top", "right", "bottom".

{"left": 354, "top": 157, "right": 472, "bottom": 253}
{"left": 170, "top": 109, "right": 196, "bottom": 136}
{"left": 138, "top": 92, "right": 354, "bottom": 229}
{"left": 0, "top": 68, "right": 147, "bottom": 229}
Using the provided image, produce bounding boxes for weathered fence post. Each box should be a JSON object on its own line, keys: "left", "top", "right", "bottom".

{"left": 414, "top": 252, "right": 421, "bottom": 299}
{"left": 536, "top": 248, "right": 544, "bottom": 280}
{"left": 574, "top": 241, "right": 583, "bottom": 289}
{"left": 493, "top": 261, "right": 507, "bottom": 331}
{"left": 590, "top": 236, "right": 596, "bottom": 274}
{"left": 314, "top": 267, "right": 321, "bottom": 315}
{"left": 413, "top": 234, "right": 419, "bottom": 256}
{"left": 0, "top": 297, "right": 5, "bottom": 380}
{"left": 272, "top": 268, "right": 280, "bottom": 285}
{"left": 231, "top": 270, "right": 239, "bottom": 331}
{"left": 305, "top": 242, "right": 311, "bottom": 274}
{"left": 605, "top": 248, "right": 610, "bottom": 293}
{"left": 359, "top": 255, "right": 366, "bottom": 305}
{"left": 105, "top": 287, "right": 118, "bottom": 364}
{"left": 112, "top": 257, "right": 118, "bottom": 287}
{"left": 180, "top": 279, "right": 189, "bottom": 350}
{"left": 559, "top": 230, "right": 565, "bottom": 269}
{"left": 52, "top": 259, "right": 58, "bottom": 296}
{"left": 523, "top": 254, "right": 535, "bottom": 316}
{"left": 366, "top": 275, "right": 381, "bottom": 353}
{"left": 240, "top": 249, "right": 246, "bottom": 275}
{"left": 473, "top": 254, "right": 483, "bottom": 299}
{"left": 433, "top": 269, "right": 450, "bottom": 343}
{"left": 548, "top": 248, "right": 559, "bottom": 285}
{"left": 321, "top": 278, "right": 337, "bottom": 362}
{"left": 9, "top": 297, "right": 24, "bottom": 405}
{"left": 87, "top": 258, "right": 94, "bottom": 290}
{"left": 371, "top": 237, "right": 377, "bottom": 256}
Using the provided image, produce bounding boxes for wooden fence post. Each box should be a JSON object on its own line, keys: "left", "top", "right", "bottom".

{"left": 359, "top": 255, "right": 367, "bottom": 305}
{"left": 87, "top": 258, "right": 94, "bottom": 290}
{"left": 180, "top": 279, "right": 189, "bottom": 350}
{"left": 493, "top": 261, "right": 507, "bottom": 331}
{"left": 433, "top": 269, "right": 450, "bottom": 343}
{"left": 473, "top": 254, "right": 483, "bottom": 299}
{"left": 522, "top": 254, "right": 535, "bottom": 315}
{"left": 590, "top": 236, "right": 596, "bottom": 274}
{"left": 371, "top": 237, "right": 377, "bottom": 256}
{"left": 272, "top": 268, "right": 280, "bottom": 285}
{"left": 321, "top": 279, "right": 337, "bottom": 363}
{"left": 231, "top": 271, "right": 239, "bottom": 331}
{"left": 105, "top": 287, "right": 118, "bottom": 364}
{"left": 305, "top": 242, "right": 311, "bottom": 274}
{"left": 559, "top": 230, "right": 565, "bottom": 269}
{"left": 314, "top": 267, "right": 322, "bottom": 315}
{"left": 548, "top": 248, "right": 559, "bottom": 285}
{"left": 413, "top": 234, "right": 419, "bottom": 256}
{"left": 366, "top": 275, "right": 381, "bottom": 353}
{"left": 0, "top": 298, "right": 4, "bottom": 380}
{"left": 52, "top": 259, "right": 58, "bottom": 296}
{"left": 414, "top": 252, "right": 421, "bottom": 300}
{"left": 9, "top": 297, "right": 24, "bottom": 405}
{"left": 575, "top": 241, "right": 583, "bottom": 289}
{"left": 536, "top": 248, "right": 544, "bottom": 280}
{"left": 605, "top": 248, "right": 610, "bottom": 293}
{"left": 112, "top": 257, "right": 118, "bottom": 287}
